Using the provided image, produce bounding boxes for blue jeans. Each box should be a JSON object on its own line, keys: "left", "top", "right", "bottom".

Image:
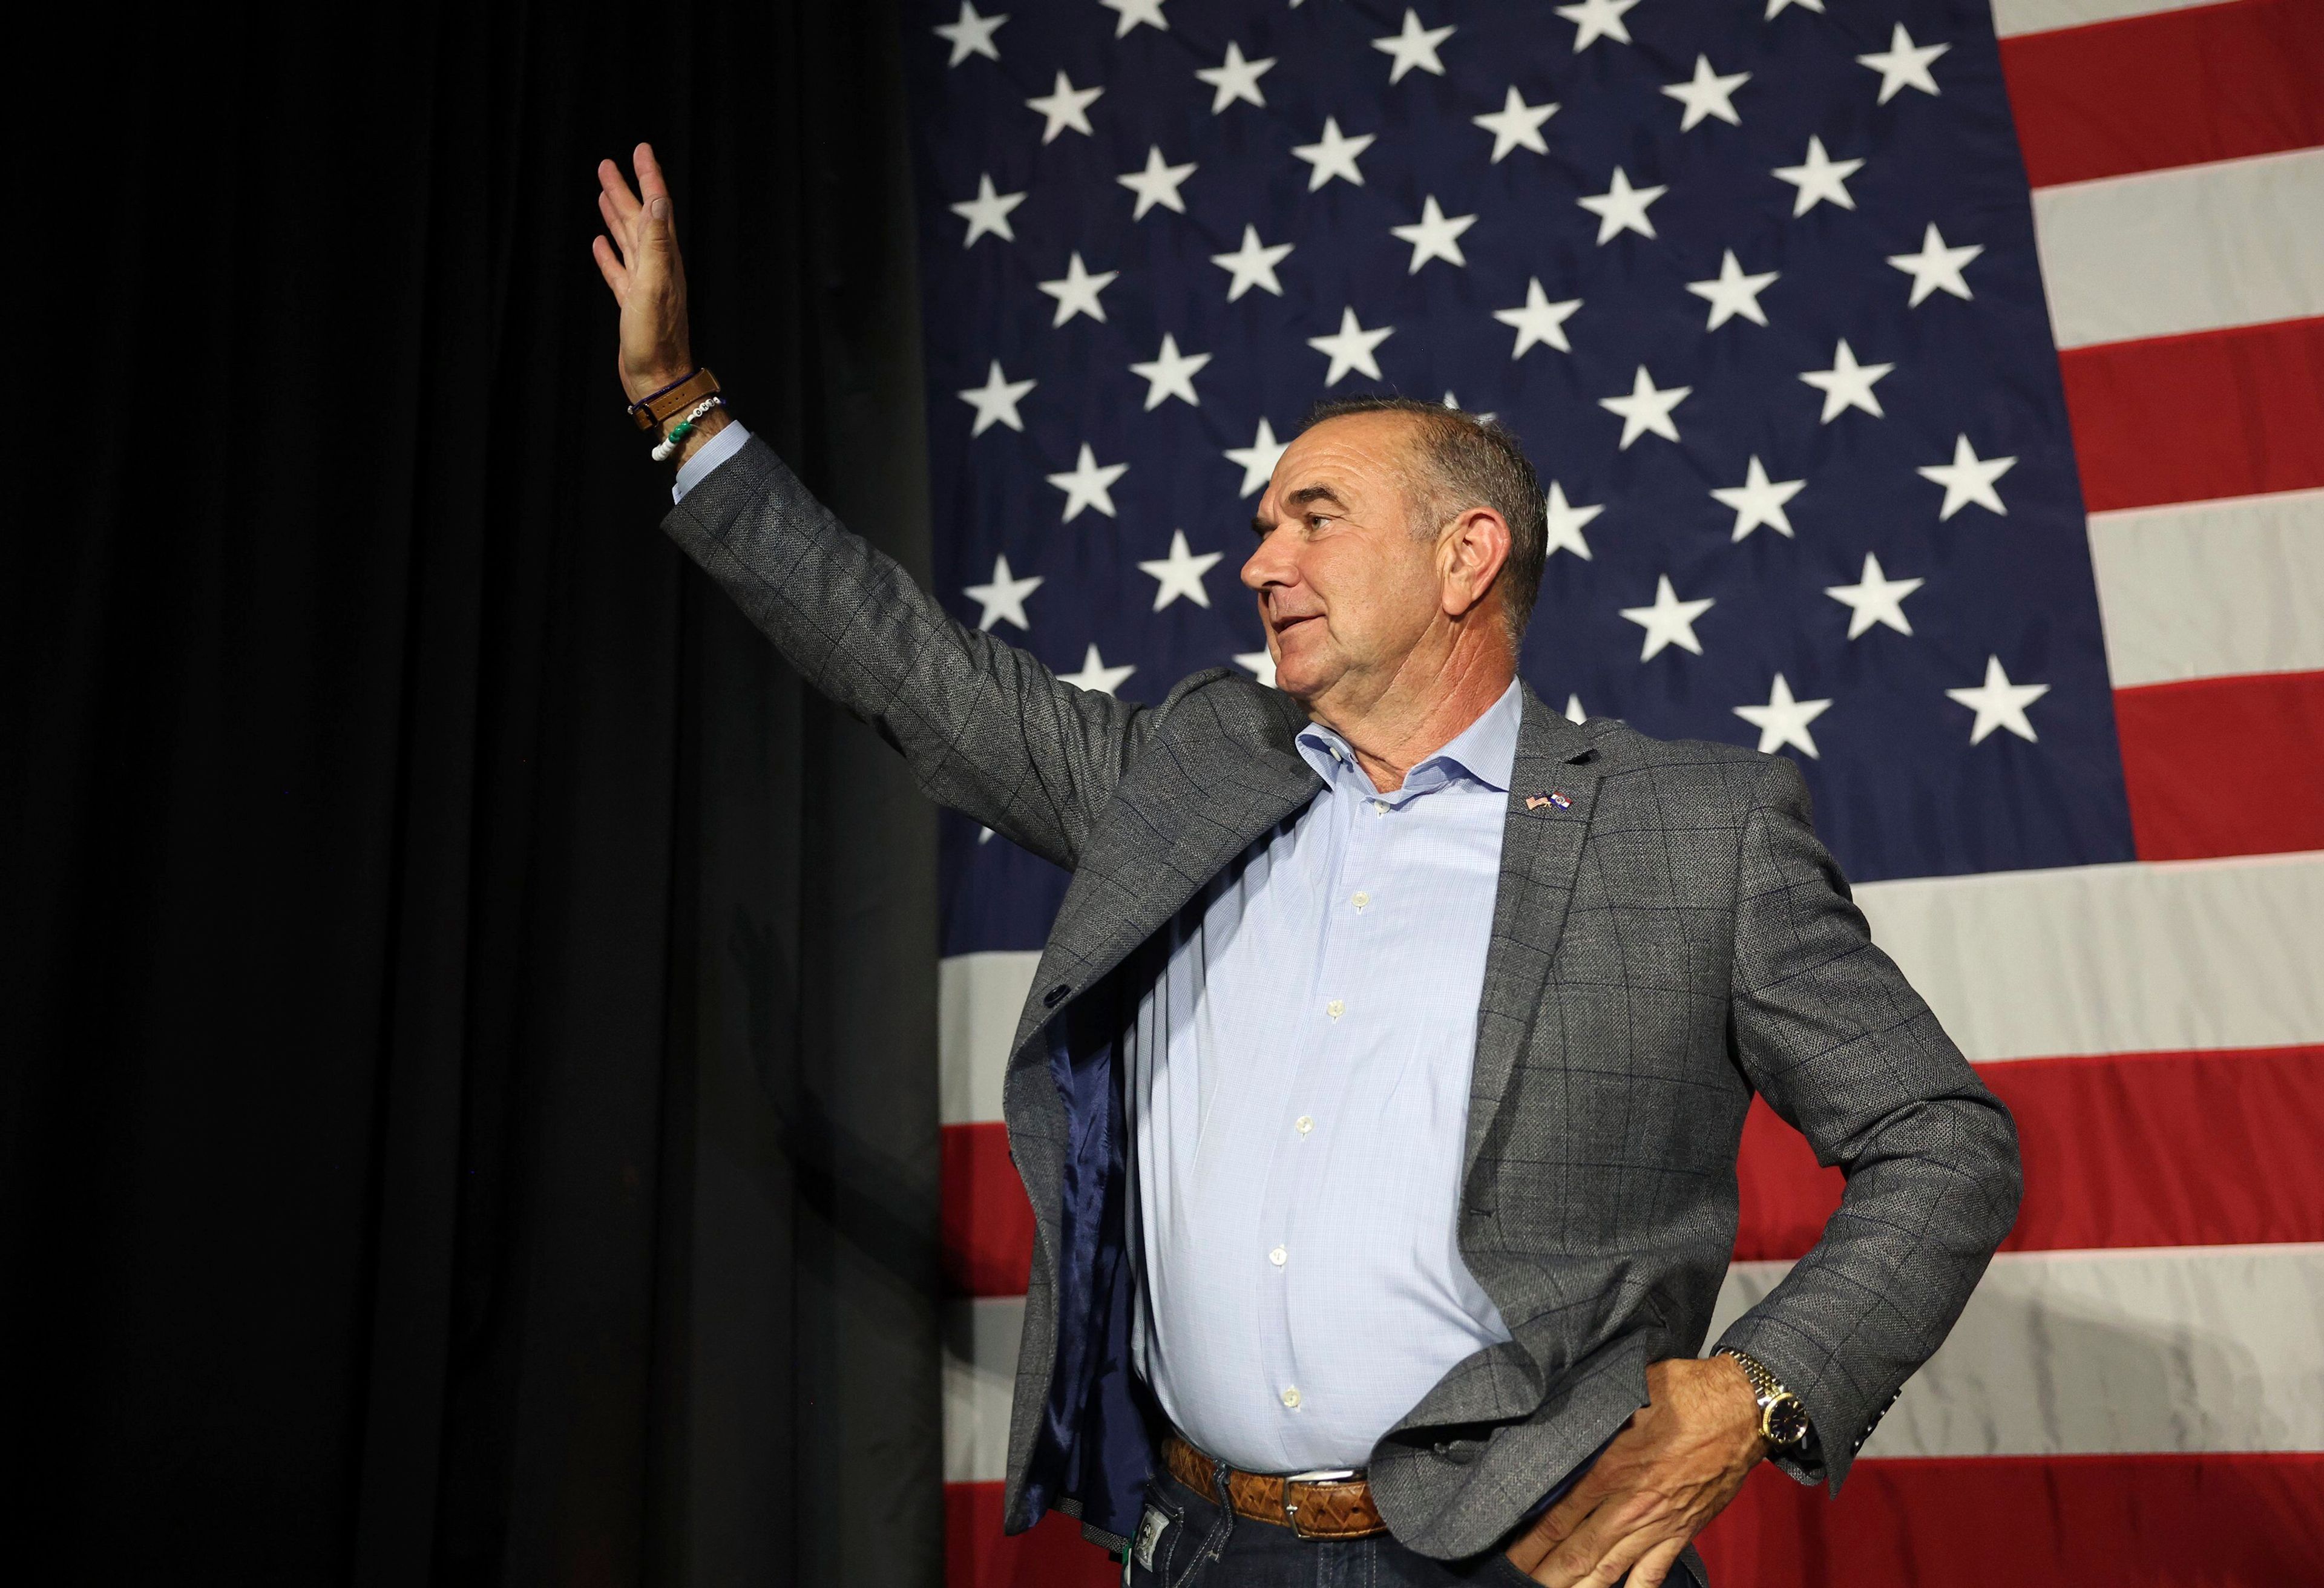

{"left": 1124, "top": 1466, "right": 1693, "bottom": 1588}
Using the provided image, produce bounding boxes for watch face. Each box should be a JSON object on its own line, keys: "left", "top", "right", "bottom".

{"left": 1764, "top": 1396, "right": 1810, "bottom": 1447}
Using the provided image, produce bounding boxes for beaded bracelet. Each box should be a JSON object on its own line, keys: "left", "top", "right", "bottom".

{"left": 651, "top": 396, "right": 726, "bottom": 462}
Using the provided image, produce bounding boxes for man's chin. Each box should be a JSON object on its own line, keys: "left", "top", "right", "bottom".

{"left": 1270, "top": 654, "right": 1331, "bottom": 703}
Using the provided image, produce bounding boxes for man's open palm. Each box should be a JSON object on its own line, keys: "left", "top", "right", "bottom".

{"left": 591, "top": 143, "right": 694, "bottom": 402}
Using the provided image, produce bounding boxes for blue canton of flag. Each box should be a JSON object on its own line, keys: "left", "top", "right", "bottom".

{"left": 901, "top": 0, "right": 2137, "bottom": 956}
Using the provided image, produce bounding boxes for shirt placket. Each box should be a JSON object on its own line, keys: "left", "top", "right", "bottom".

{"left": 1254, "top": 755, "right": 1393, "bottom": 1451}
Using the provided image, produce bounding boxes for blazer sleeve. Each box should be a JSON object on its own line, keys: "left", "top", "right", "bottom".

{"left": 1712, "top": 753, "right": 2023, "bottom": 1492}
{"left": 660, "top": 433, "right": 1152, "bottom": 870}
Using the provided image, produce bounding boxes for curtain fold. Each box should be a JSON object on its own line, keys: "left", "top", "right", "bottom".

{"left": 4, "top": 5, "right": 940, "bottom": 1584}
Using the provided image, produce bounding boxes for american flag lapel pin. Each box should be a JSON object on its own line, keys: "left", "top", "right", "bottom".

{"left": 1526, "top": 793, "right": 1550, "bottom": 810}
{"left": 1526, "top": 790, "right": 1571, "bottom": 812}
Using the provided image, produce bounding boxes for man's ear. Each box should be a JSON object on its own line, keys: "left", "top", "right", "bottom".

{"left": 1440, "top": 507, "right": 1513, "bottom": 619}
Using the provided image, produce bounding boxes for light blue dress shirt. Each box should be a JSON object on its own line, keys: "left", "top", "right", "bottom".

{"left": 671, "top": 421, "right": 753, "bottom": 502}
{"left": 679, "top": 438, "right": 1518, "bottom": 1474}
{"left": 1125, "top": 680, "right": 1522, "bottom": 1474}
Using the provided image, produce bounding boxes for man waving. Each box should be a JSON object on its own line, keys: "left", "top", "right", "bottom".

{"left": 594, "top": 145, "right": 2018, "bottom": 1588}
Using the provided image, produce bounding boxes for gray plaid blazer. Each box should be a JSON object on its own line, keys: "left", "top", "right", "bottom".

{"left": 665, "top": 436, "right": 2021, "bottom": 1566}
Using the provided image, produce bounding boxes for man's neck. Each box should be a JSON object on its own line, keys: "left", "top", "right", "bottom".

{"left": 1311, "top": 647, "right": 1516, "bottom": 793}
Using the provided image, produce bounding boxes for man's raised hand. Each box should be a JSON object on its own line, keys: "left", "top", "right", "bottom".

{"left": 591, "top": 143, "right": 695, "bottom": 403}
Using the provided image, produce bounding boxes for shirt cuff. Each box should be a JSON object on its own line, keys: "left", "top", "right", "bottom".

{"left": 672, "top": 422, "right": 753, "bottom": 503}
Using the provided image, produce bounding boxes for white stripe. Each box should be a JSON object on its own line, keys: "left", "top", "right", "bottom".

{"left": 950, "top": 1247, "right": 2324, "bottom": 1480}
{"left": 945, "top": 1295, "right": 1025, "bottom": 1484}
{"left": 1854, "top": 851, "right": 2324, "bottom": 1063}
{"left": 1989, "top": 0, "right": 2228, "bottom": 38}
{"left": 1712, "top": 1244, "right": 2324, "bottom": 1455}
{"left": 2089, "top": 488, "right": 2324, "bottom": 687}
{"left": 941, "top": 950, "right": 1040, "bottom": 1125}
{"left": 940, "top": 854, "right": 2324, "bottom": 1124}
{"left": 2032, "top": 148, "right": 2324, "bottom": 349}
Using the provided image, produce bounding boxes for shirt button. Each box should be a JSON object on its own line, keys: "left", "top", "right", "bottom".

{"left": 1269, "top": 1245, "right": 1287, "bottom": 1267}
{"left": 1295, "top": 1115, "right": 1314, "bottom": 1136}
{"left": 1371, "top": 799, "right": 1388, "bottom": 816}
{"left": 1281, "top": 1386, "right": 1302, "bottom": 1409}
{"left": 1325, "top": 999, "right": 1345, "bottom": 1020}
{"left": 1351, "top": 891, "right": 1370, "bottom": 910}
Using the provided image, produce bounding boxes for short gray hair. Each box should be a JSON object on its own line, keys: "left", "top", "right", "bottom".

{"left": 1301, "top": 395, "right": 1548, "bottom": 641}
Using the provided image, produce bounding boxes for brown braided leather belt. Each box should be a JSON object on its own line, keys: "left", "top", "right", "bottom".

{"left": 1161, "top": 1432, "right": 1388, "bottom": 1540}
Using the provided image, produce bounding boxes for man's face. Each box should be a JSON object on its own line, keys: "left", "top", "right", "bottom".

{"left": 1241, "top": 413, "right": 1446, "bottom": 709}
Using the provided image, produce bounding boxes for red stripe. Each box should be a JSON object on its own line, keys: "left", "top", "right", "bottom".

{"left": 947, "top": 1455, "right": 2324, "bottom": 1586}
{"left": 942, "top": 1121, "right": 1034, "bottom": 1297}
{"left": 2059, "top": 317, "right": 2324, "bottom": 513}
{"left": 2000, "top": 0, "right": 2324, "bottom": 188}
{"left": 1699, "top": 1452, "right": 2324, "bottom": 1586}
{"left": 2115, "top": 671, "right": 2324, "bottom": 861}
{"left": 947, "top": 1481, "right": 1117, "bottom": 1588}
{"left": 1738, "top": 1044, "right": 2324, "bottom": 1261}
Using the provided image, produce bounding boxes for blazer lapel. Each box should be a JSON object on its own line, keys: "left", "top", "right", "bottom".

{"left": 1008, "top": 703, "right": 1323, "bottom": 1061}
{"left": 1462, "top": 685, "right": 1604, "bottom": 1182}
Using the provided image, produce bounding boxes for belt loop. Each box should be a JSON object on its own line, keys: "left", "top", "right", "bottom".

{"left": 1164, "top": 1459, "right": 1234, "bottom": 1588}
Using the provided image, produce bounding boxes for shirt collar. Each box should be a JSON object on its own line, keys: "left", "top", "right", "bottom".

{"left": 1295, "top": 678, "right": 1523, "bottom": 795}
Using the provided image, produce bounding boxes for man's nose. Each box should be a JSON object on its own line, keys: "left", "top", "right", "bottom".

{"left": 1242, "top": 528, "right": 1293, "bottom": 592}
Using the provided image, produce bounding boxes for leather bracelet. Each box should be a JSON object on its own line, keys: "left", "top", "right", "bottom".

{"left": 630, "top": 367, "right": 698, "bottom": 412}
{"left": 629, "top": 367, "right": 720, "bottom": 432}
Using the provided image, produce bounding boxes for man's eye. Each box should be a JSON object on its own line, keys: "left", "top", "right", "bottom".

{"left": 1307, "top": 514, "right": 1331, "bottom": 530}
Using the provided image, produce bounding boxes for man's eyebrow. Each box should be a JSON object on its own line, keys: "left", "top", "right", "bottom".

{"left": 1253, "top": 482, "right": 1351, "bottom": 536}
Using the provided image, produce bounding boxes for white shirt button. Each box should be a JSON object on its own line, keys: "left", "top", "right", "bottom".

{"left": 1269, "top": 1245, "right": 1287, "bottom": 1267}
{"left": 1281, "top": 1386, "right": 1302, "bottom": 1409}
{"left": 1371, "top": 799, "right": 1388, "bottom": 816}
{"left": 1325, "top": 999, "right": 1345, "bottom": 1020}
{"left": 1295, "top": 1115, "right": 1314, "bottom": 1136}
{"left": 1351, "top": 890, "right": 1370, "bottom": 910}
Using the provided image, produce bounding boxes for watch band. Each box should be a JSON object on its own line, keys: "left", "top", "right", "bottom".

{"left": 1718, "top": 1350, "right": 1811, "bottom": 1448}
{"left": 629, "top": 367, "right": 721, "bottom": 432}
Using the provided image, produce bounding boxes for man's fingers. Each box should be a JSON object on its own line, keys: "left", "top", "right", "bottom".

{"left": 590, "top": 235, "right": 629, "bottom": 298}
{"left": 1507, "top": 1492, "right": 1603, "bottom": 1577}
{"left": 597, "top": 157, "right": 642, "bottom": 223}
{"left": 632, "top": 144, "right": 680, "bottom": 258}
{"left": 1538, "top": 1488, "right": 1669, "bottom": 1588}
{"left": 1627, "top": 1538, "right": 1689, "bottom": 1588}
{"left": 1543, "top": 1517, "right": 1661, "bottom": 1588}
{"left": 598, "top": 191, "right": 631, "bottom": 258}
{"left": 1537, "top": 1460, "right": 1618, "bottom": 1549}
{"left": 634, "top": 142, "right": 669, "bottom": 205}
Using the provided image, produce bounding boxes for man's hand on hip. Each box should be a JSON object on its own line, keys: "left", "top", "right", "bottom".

{"left": 1502, "top": 1356, "right": 1767, "bottom": 1588}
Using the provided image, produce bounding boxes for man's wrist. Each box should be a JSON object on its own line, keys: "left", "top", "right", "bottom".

{"left": 1714, "top": 1354, "right": 1772, "bottom": 1454}
{"left": 624, "top": 364, "right": 697, "bottom": 405}
{"left": 670, "top": 405, "right": 733, "bottom": 468}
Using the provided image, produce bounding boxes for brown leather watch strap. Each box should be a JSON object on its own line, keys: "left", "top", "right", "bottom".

{"left": 1161, "top": 1434, "right": 1388, "bottom": 1540}
{"left": 630, "top": 367, "right": 720, "bottom": 432}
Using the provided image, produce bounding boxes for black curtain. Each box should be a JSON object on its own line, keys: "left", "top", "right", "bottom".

{"left": 5, "top": 4, "right": 941, "bottom": 1583}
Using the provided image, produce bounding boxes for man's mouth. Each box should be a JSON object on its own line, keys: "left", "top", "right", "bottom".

{"left": 1272, "top": 613, "right": 1318, "bottom": 636}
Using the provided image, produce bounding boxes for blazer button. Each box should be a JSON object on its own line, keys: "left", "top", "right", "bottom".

{"left": 1043, "top": 983, "right": 1072, "bottom": 1008}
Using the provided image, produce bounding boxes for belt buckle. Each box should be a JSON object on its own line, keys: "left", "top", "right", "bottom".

{"left": 1282, "top": 1483, "right": 1321, "bottom": 1540}
{"left": 1282, "top": 1480, "right": 1350, "bottom": 1540}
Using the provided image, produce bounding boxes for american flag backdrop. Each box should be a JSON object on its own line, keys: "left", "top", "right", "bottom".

{"left": 894, "top": 0, "right": 2324, "bottom": 1581}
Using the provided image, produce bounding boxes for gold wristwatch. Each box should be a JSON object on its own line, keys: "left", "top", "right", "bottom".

{"left": 1718, "top": 1350, "right": 1811, "bottom": 1449}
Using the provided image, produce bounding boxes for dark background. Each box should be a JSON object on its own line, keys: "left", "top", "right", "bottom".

{"left": 5, "top": 4, "right": 943, "bottom": 1583}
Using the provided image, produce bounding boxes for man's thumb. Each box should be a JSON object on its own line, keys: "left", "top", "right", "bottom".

{"left": 645, "top": 195, "right": 674, "bottom": 252}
